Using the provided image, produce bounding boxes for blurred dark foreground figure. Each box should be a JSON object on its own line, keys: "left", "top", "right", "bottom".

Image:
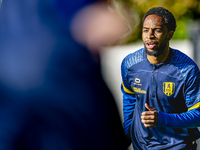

{"left": 0, "top": 0, "right": 130, "bottom": 149}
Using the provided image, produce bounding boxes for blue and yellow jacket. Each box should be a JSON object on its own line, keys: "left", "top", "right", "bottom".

{"left": 121, "top": 48, "right": 200, "bottom": 150}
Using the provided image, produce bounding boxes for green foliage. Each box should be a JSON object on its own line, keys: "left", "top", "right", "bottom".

{"left": 113, "top": 0, "right": 200, "bottom": 43}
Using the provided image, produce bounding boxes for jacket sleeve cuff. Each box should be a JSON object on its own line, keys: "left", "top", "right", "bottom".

{"left": 157, "top": 110, "right": 165, "bottom": 127}
{"left": 156, "top": 109, "right": 200, "bottom": 128}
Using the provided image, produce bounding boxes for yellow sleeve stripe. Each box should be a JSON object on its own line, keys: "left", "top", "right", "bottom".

{"left": 188, "top": 101, "right": 200, "bottom": 111}
{"left": 122, "top": 82, "right": 134, "bottom": 94}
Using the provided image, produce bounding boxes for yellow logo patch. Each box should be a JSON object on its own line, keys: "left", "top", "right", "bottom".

{"left": 163, "top": 82, "right": 175, "bottom": 96}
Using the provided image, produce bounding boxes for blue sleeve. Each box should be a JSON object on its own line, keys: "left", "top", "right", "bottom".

{"left": 157, "top": 108, "right": 200, "bottom": 128}
{"left": 121, "top": 84, "right": 136, "bottom": 148}
{"left": 121, "top": 84, "right": 136, "bottom": 135}
{"left": 121, "top": 55, "right": 136, "bottom": 147}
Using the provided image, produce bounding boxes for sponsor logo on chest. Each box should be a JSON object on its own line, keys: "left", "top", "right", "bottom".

{"left": 132, "top": 78, "right": 146, "bottom": 94}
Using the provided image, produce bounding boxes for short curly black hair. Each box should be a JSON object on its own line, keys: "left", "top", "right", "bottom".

{"left": 143, "top": 7, "right": 176, "bottom": 32}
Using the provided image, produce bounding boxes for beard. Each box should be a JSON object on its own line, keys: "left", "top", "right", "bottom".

{"left": 144, "top": 38, "right": 168, "bottom": 57}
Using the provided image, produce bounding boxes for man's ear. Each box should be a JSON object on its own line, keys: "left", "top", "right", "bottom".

{"left": 168, "top": 30, "right": 174, "bottom": 40}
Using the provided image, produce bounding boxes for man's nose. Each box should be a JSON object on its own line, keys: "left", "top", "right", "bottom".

{"left": 147, "top": 30, "right": 155, "bottom": 39}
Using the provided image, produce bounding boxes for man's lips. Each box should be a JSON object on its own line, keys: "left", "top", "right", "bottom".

{"left": 145, "top": 41, "right": 157, "bottom": 50}
{"left": 146, "top": 43, "right": 155, "bottom": 49}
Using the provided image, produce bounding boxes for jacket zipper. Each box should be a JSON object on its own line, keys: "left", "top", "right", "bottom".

{"left": 152, "top": 65, "right": 156, "bottom": 98}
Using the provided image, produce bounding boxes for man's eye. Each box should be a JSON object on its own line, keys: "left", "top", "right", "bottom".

{"left": 156, "top": 30, "right": 162, "bottom": 33}
{"left": 143, "top": 30, "right": 148, "bottom": 32}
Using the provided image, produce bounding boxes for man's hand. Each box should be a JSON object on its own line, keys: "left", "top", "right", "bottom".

{"left": 141, "top": 103, "right": 158, "bottom": 128}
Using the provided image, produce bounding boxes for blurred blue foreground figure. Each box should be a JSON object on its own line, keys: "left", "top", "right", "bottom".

{"left": 0, "top": 0, "right": 128, "bottom": 149}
